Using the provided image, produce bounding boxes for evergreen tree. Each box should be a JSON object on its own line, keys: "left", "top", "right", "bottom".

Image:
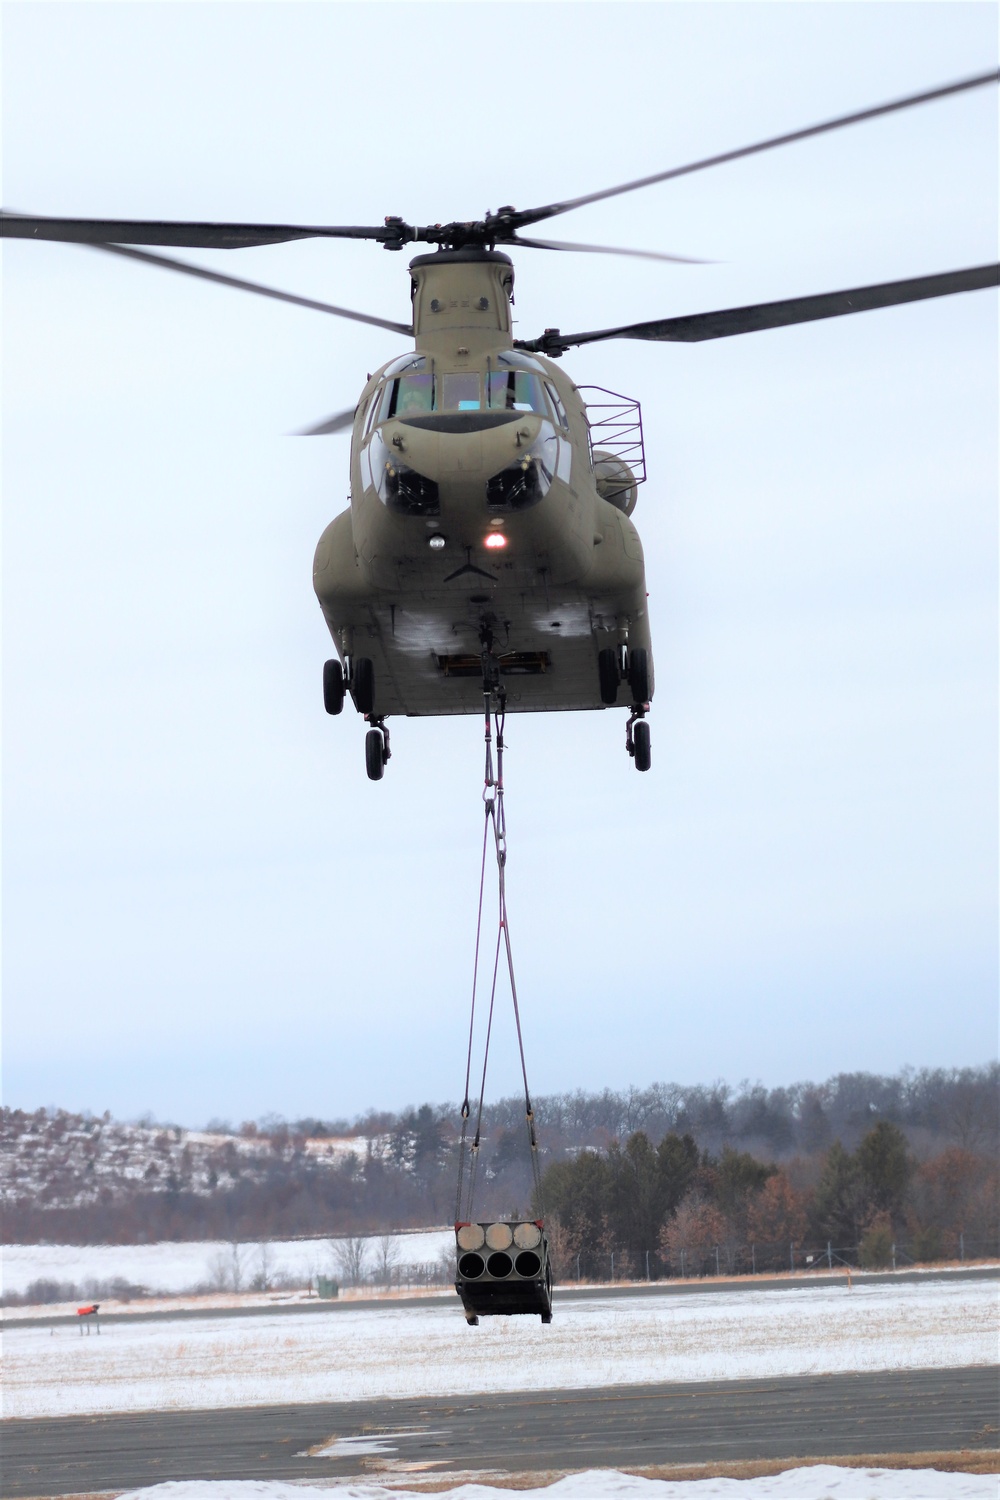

{"left": 812, "top": 1140, "right": 863, "bottom": 1245}
{"left": 656, "top": 1131, "right": 700, "bottom": 1215}
{"left": 855, "top": 1121, "right": 911, "bottom": 1222}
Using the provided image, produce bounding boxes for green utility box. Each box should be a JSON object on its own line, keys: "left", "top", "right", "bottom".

{"left": 316, "top": 1275, "right": 339, "bottom": 1299}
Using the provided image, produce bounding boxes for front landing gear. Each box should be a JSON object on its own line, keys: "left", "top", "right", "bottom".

{"left": 365, "top": 719, "right": 390, "bottom": 781}
{"left": 626, "top": 707, "right": 651, "bottom": 772}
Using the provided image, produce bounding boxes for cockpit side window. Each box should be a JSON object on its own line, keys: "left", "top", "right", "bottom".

{"left": 363, "top": 386, "right": 383, "bottom": 435}
{"left": 544, "top": 381, "right": 569, "bottom": 429}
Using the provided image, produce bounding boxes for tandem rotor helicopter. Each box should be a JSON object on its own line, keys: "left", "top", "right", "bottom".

{"left": 4, "top": 71, "right": 997, "bottom": 782}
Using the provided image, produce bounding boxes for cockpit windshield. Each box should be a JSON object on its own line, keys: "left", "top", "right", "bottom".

{"left": 485, "top": 369, "right": 546, "bottom": 413}
{"left": 375, "top": 351, "right": 550, "bottom": 424}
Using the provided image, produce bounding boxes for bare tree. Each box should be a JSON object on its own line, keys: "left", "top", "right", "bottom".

{"left": 329, "top": 1235, "right": 369, "bottom": 1287}
{"left": 254, "top": 1240, "right": 273, "bottom": 1291}
{"left": 206, "top": 1250, "right": 230, "bottom": 1291}
{"left": 228, "top": 1239, "right": 248, "bottom": 1292}
{"left": 374, "top": 1234, "right": 401, "bottom": 1289}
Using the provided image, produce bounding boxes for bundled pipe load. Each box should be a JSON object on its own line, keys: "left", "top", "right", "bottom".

{"left": 454, "top": 1220, "right": 553, "bottom": 1325}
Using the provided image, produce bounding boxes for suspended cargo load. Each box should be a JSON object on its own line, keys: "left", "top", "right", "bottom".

{"left": 455, "top": 1219, "right": 553, "bottom": 1325}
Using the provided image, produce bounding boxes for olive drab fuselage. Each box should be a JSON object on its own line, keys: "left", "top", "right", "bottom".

{"left": 312, "top": 249, "right": 654, "bottom": 719}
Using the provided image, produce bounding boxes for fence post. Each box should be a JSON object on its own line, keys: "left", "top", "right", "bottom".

{"left": 610, "top": 1251, "right": 615, "bottom": 1282}
{"left": 790, "top": 1242, "right": 795, "bottom": 1272}
{"left": 681, "top": 1249, "right": 686, "bottom": 1278}
{"left": 751, "top": 1243, "right": 756, "bottom": 1275}
{"left": 960, "top": 1233, "right": 965, "bottom": 1262}
{"left": 576, "top": 1253, "right": 581, "bottom": 1281}
{"left": 645, "top": 1250, "right": 650, "bottom": 1282}
{"left": 891, "top": 1242, "right": 896, "bottom": 1272}
{"left": 827, "top": 1241, "right": 832, "bottom": 1270}
{"left": 714, "top": 1246, "right": 721, "bottom": 1277}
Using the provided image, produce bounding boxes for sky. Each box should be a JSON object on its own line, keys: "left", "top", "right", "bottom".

{"left": 2, "top": 2, "right": 997, "bottom": 1128}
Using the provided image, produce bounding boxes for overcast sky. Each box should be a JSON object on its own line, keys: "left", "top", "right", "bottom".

{"left": 3, "top": 2, "right": 997, "bottom": 1128}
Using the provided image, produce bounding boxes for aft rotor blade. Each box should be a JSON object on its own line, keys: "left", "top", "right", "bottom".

{"left": 516, "top": 264, "right": 999, "bottom": 354}
{"left": 510, "top": 70, "right": 1000, "bottom": 230}
{"left": 1, "top": 211, "right": 395, "bottom": 249}
{"left": 294, "top": 407, "right": 357, "bottom": 436}
{"left": 512, "top": 235, "right": 709, "bottom": 265}
{"left": 82, "top": 242, "right": 411, "bottom": 334}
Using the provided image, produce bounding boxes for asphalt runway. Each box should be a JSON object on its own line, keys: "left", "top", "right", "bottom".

{"left": 4, "top": 1365, "right": 997, "bottom": 1496}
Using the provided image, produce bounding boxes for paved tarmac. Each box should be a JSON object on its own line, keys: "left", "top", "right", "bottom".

{"left": 4, "top": 1365, "right": 997, "bottom": 1496}
{"left": 5, "top": 1263, "right": 996, "bottom": 1331}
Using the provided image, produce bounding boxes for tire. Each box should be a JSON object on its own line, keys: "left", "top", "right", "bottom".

{"left": 628, "top": 647, "right": 650, "bottom": 705}
{"left": 633, "top": 719, "right": 651, "bottom": 773}
{"left": 365, "top": 728, "right": 385, "bottom": 781}
{"left": 598, "top": 647, "right": 619, "bottom": 705}
{"left": 353, "top": 656, "right": 375, "bottom": 715}
{"left": 322, "top": 659, "right": 345, "bottom": 715}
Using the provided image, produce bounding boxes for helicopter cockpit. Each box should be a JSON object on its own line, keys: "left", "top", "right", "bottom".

{"left": 360, "top": 350, "right": 573, "bottom": 518}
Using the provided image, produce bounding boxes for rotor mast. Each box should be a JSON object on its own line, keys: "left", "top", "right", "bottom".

{"left": 409, "top": 249, "right": 515, "bottom": 357}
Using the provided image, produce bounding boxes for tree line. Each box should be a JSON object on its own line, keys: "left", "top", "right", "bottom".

{"left": 2, "top": 1064, "right": 996, "bottom": 1250}
{"left": 538, "top": 1119, "right": 998, "bottom": 1279}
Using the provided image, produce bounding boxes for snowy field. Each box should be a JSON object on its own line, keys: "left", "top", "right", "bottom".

{"left": 4, "top": 1276, "right": 994, "bottom": 1420}
{"left": 111, "top": 1473, "right": 1000, "bottom": 1499}
{"left": 1, "top": 1229, "right": 453, "bottom": 1297}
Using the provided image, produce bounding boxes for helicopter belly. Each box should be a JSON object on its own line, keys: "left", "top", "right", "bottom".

{"left": 313, "top": 506, "right": 652, "bottom": 718}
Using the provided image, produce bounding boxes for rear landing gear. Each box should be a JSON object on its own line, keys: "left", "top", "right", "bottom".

{"left": 598, "top": 647, "right": 619, "bottom": 704}
{"left": 323, "top": 659, "right": 345, "bottom": 715}
{"left": 628, "top": 647, "right": 650, "bottom": 705}
{"left": 352, "top": 656, "right": 375, "bottom": 715}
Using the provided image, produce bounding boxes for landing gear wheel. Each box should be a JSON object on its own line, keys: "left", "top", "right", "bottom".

{"left": 598, "top": 647, "right": 619, "bottom": 705}
{"left": 365, "top": 727, "right": 386, "bottom": 781}
{"left": 465, "top": 1314, "right": 479, "bottom": 1327}
{"left": 633, "top": 719, "right": 651, "bottom": 772}
{"left": 541, "top": 1311, "right": 553, "bottom": 1324}
{"left": 353, "top": 656, "right": 375, "bottom": 715}
{"left": 323, "top": 659, "right": 345, "bottom": 715}
{"left": 628, "top": 647, "right": 650, "bottom": 705}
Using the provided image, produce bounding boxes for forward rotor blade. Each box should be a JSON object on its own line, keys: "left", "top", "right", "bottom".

{"left": 512, "top": 235, "right": 709, "bottom": 265}
{"left": 293, "top": 407, "right": 357, "bottom": 436}
{"left": 82, "top": 242, "right": 411, "bottom": 334}
{"left": 516, "top": 264, "right": 998, "bottom": 354}
{"left": 1, "top": 211, "right": 393, "bottom": 249}
{"left": 510, "top": 70, "right": 999, "bottom": 230}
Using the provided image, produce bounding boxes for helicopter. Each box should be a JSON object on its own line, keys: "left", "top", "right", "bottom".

{"left": 4, "top": 71, "right": 996, "bottom": 782}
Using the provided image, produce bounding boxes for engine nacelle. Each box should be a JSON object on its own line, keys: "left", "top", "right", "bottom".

{"left": 592, "top": 449, "right": 638, "bottom": 516}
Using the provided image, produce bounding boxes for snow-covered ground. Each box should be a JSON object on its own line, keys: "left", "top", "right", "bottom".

{"left": 4, "top": 1276, "right": 994, "bottom": 1420}
{"left": 1, "top": 1229, "right": 453, "bottom": 1297}
{"left": 111, "top": 1474, "right": 1000, "bottom": 1500}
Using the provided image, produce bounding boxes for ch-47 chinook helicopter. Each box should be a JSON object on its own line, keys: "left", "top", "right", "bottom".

{"left": 4, "top": 72, "right": 997, "bottom": 781}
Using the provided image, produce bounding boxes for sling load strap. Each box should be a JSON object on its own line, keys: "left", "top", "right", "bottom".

{"left": 455, "top": 691, "right": 544, "bottom": 1225}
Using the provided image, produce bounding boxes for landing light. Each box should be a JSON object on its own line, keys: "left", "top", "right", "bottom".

{"left": 428, "top": 534, "right": 446, "bottom": 550}
{"left": 484, "top": 533, "right": 507, "bottom": 550}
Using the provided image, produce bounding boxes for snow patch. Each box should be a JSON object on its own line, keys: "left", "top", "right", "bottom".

{"left": 113, "top": 1467, "right": 1000, "bottom": 1498}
